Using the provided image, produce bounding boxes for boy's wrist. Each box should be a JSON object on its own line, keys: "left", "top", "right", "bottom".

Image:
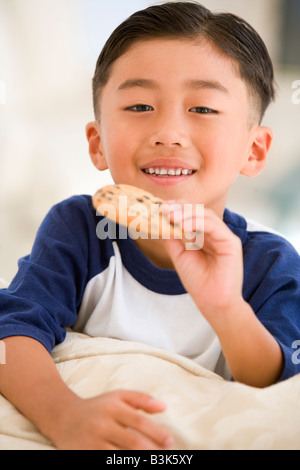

{"left": 199, "top": 297, "right": 248, "bottom": 330}
{"left": 39, "top": 388, "right": 82, "bottom": 445}
{"left": 202, "top": 299, "right": 283, "bottom": 387}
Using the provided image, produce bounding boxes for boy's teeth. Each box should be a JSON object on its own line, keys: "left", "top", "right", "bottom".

{"left": 144, "top": 168, "right": 193, "bottom": 176}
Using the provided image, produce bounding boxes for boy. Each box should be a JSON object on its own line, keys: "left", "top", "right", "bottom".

{"left": 0, "top": 1, "right": 300, "bottom": 450}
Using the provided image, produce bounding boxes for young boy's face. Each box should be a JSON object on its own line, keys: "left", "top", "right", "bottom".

{"left": 87, "top": 38, "right": 272, "bottom": 216}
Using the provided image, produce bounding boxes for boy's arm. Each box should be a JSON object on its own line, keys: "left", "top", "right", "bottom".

{"left": 204, "top": 299, "right": 283, "bottom": 387}
{"left": 0, "top": 336, "right": 173, "bottom": 450}
{"left": 163, "top": 206, "right": 283, "bottom": 388}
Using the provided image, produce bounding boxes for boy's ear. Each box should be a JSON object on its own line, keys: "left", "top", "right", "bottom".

{"left": 240, "top": 126, "right": 273, "bottom": 177}
{"left": 86, "top": 121, "right": 108, "bottom": 171}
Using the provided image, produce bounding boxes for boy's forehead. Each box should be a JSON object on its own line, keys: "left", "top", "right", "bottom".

{"left": 106, "top": 38, "right": 245, "bottom": 95}
{"left": 97, "top": 37, "right": 257, "bottom": 127}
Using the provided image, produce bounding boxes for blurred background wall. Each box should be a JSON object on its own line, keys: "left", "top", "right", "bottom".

{"left": 0, "top": 0, "right": 299, "bottom": 282}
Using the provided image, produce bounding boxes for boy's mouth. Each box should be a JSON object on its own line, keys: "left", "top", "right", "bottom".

{"left": 142, "top": 167, "right": 196, "bottom": 177}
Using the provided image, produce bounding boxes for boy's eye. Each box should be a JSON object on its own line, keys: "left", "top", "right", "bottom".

{"left": 125, "top": 104, "right": 154, "bottom": 112}
{"left": 189, "top": 107, "right": 218, "bottom": 115}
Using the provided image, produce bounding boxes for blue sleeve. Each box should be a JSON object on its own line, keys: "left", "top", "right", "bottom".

{"left": 0, "top": 195, "right": 96, "bottom": 353}
{"left": 243, "top": 233, "right": 300, "bottom": 382}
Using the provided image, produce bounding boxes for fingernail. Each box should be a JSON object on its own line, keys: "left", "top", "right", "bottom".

{"left": 164, "top": 437, "right": 174, "bottom": 448}
{"left": 150, "top": 398, "right": 167, "bottom": 408}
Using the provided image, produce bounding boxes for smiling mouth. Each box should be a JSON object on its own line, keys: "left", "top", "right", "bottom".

{"left": 142, "top": 168, "right": 196, "bottom": 177}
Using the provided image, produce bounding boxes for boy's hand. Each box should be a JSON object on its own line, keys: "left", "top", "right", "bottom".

{"left": 162, "top": 202, "right": 244, "bottom": 318}
{"left": 162, "top": 202, "right": 284, "bottom": 387}
{"left": 51, "top": 390, "right": 173, "bottom": 450}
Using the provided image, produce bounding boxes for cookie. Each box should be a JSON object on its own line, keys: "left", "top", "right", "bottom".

{"left": 92, "top": 184, "right": 183, "bottom": 239}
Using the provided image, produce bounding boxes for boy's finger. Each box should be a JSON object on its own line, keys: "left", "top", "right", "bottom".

{"left": 115, "top": 404, "right": 173, "bottom": 449}
{"left": 161, "top": 202, "right": 204, "bottom": 232}
{"left": 120, "top": 390, "right": 167, "bottom": 413}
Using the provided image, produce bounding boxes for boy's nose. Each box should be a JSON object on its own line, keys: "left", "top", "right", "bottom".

{"left": 149, "top": 112, "right": 189, "bottom": 148}
{"left": 154, "top": 138, "right": 182, "bottom": 147}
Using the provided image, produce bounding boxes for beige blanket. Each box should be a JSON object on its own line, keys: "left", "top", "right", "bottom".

{"left": 0, "top": 330, "right": 300, "bottom": 450}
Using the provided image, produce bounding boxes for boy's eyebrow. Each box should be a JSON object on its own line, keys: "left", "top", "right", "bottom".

{"left": 185, "top": 79, "right": 229, "bottom": 94}
{"left": 117, "top": 78, "right": 229, "bottom": 94}
{"left": 118, "top": 79, "right": 159, "bottom": 91}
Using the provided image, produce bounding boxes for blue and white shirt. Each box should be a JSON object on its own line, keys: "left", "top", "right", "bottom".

{"left": 0, "top": 195, "right": 300, "bottom": 381}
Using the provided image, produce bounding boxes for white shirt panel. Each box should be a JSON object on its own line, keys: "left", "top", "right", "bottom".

{"left": 74, "top": 242, "right": 231, "bottom": 379}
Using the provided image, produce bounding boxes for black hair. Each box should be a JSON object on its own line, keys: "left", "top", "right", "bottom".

{"left": 92, "top": 1, "right": 275, "bottom": 123}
